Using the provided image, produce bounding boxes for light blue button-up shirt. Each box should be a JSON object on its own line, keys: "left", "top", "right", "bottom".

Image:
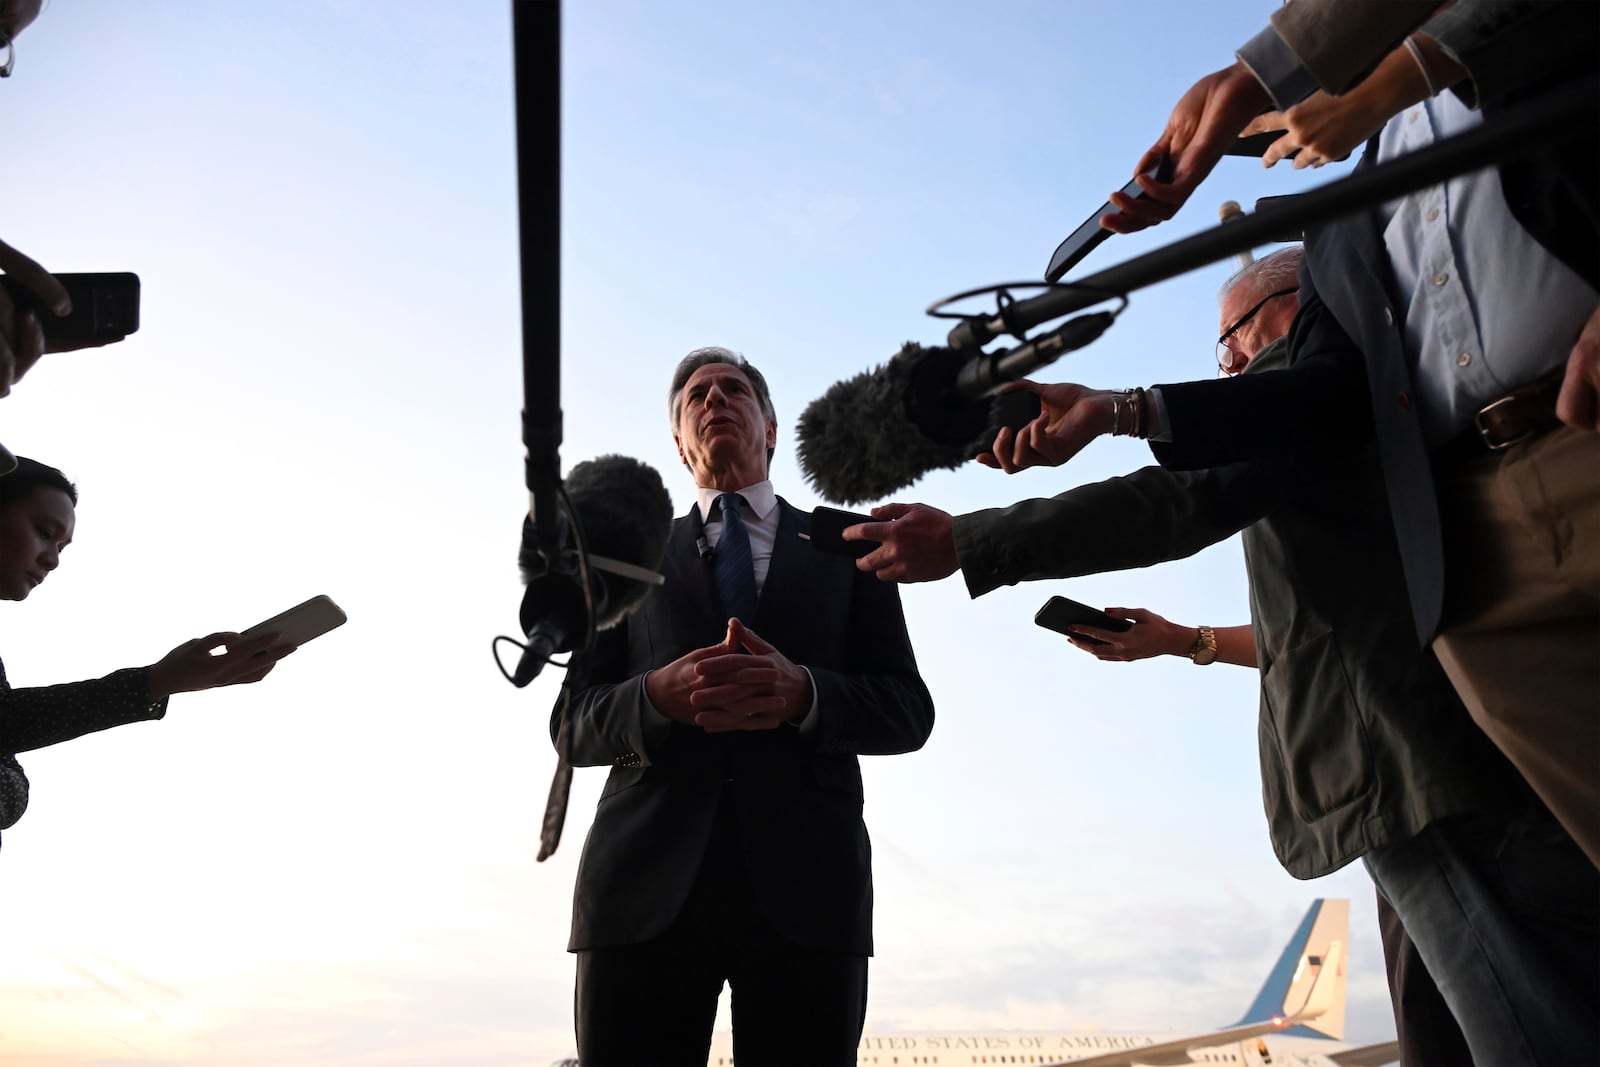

{"left": 1376, "top": 93, "right": 1597, "bottom": 446}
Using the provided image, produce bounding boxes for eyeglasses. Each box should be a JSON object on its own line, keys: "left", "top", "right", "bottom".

{"left": 1216, "top": 287, "right": 1297, "bottom": 372}
{"left": 0, "top": 30, "right": 13, "bottom": 78}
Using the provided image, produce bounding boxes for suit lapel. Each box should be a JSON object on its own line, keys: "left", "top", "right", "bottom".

{"left": 661, "top": 505, "right": 724, "bottom": 633}
{"left": 753, "top": 499, "right": 811, "bottom": 637}
{"left": 1303, "top": 142, "right": 1446, "bottom": 643}
{"left": 1304, "top": 144, "right": 1393, "bottom": 351}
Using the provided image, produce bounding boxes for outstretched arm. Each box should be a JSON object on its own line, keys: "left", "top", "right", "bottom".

{"left": 1065, "top": 611, "right": 1257, "bottom": 668}
{"left": 1, "top": 630, "right": 292, "bottom": 755}
{"left": 1243, "top": 33, "right": 1467, "bottom": 170}
{"left": 1103, "top": 0, "right": 1444, "bottom": 234}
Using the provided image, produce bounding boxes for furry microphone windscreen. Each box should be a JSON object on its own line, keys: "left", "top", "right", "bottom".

{"left": 794, "top": 341, "right": 980, "bottom": 506}
{"left": 519, "top": 453, "right": 673, "bottom": 632}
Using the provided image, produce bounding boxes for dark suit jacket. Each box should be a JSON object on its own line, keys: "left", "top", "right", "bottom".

{"left": 955, "top": 341, "right": 1525, "bottom": 878}
{"left": 556, "top": 497, "right": 934, "bottom": 956}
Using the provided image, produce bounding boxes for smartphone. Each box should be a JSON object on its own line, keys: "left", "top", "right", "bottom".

{"left": 1226, "top": 129, "right": 1291, "bottom": 158}
{"left": 804, "top": 506, "right": 877, "bottom": 559}
{"left": 0, "top": 272, "right": 141, "bottom": 343}
{"left": 1033, "top": 595, "right": 1133, "bottom": 646}
{"left": 1044, "top": 157, "right": 1174, "bottom": 283}
{"left": 239, "top": 594, "right": 348, "bottom": 649}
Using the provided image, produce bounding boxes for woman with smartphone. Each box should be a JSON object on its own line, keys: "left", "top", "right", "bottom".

{"left": 0, "top": 457, "right": 292, "bottom": 848}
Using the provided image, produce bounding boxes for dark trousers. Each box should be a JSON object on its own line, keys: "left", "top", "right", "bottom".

{"left": 575, "top": 797, "right": 868, "bottom": 1066}
{"left": 1365, "top": 805, "right": 1600, "bottom": 1066}
{"left": 1376, "top": 889, "right": 1473, "bottom": 1066}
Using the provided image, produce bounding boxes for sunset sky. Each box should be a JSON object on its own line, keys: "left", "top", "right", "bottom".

{"left": 0, "top": 2, "right": 1390, "bottom": 1063}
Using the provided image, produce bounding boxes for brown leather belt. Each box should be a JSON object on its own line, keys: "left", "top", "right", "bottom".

{"left": 1436, "top": 372, "right": 1564, "bottom": 462}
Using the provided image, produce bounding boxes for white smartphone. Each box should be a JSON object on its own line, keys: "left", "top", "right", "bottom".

{"left": 239, "top": 594, "right": 348, "bottom": 648}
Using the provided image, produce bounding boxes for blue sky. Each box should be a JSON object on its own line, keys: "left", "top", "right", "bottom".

{"left": 0, "top": 2, "right": 1388, "bottom": 1063}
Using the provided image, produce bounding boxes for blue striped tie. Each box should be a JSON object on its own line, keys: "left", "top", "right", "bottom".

{"left": 713, "top": 492, "right": 756, "bottom": 624}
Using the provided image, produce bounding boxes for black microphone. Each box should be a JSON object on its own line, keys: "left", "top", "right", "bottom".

{"left": 794, "top": 314, "right": 1113, "bottom": 505}
{"left": 513, "top": 454, "right": 673, "bottom": 686}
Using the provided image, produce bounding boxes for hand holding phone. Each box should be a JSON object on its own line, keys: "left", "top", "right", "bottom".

{"left": 0, "top": 272, "right": 140, "bottom": 347}
{"left": 803, "top": 506, "right": 878, "bottom": 558}
{"left": 240, "top": 594, "right": 348, "bottom": 650}
{"left": 1033, "top": 595, "right": 1133, "bottom": 646}
{"left": 1044, "top": 156, "right": 1174, "bottom": 282}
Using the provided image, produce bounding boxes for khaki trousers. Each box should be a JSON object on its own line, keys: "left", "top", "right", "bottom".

{"left": 1432, "top": 424, "right": 1600, "bottom": 869}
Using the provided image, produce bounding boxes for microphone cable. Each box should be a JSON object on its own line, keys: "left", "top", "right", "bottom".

{"left": 489, "top": 480, "right": 600, "bottom": 862}
{"left": 491, "top": 480, "right": 599, "bottom": 687}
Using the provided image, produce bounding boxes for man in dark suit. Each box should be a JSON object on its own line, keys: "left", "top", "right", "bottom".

{"left": 556, "top": 347, "right": 934, "bottom": 1066}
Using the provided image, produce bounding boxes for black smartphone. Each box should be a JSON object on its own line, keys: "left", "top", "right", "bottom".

{"left": 239, "top": 594, "right": 348, "bottom": 650}
{"left": 804, "top": 506, "right": 877, "bottom": 558}
{"left": 1033, "top": 595, "right": 1133, "bottom": 646}
{"left": 1226, "top": 129, "right": 1291, "bottom": 157}
{"left": 0, "top": 272, "right": 141, "bottom": 343}
{"left": 1044, "top": 157, "right": 1174, "bottom": 283}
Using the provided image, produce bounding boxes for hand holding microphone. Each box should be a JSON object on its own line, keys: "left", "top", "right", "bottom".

{"left": 975, "top": 380, "right": 1116, "bottom": 474}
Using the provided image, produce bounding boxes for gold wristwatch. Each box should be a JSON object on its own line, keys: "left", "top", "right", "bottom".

{"left": 1189, "top": 625, "right": 1218, "bottom": 665}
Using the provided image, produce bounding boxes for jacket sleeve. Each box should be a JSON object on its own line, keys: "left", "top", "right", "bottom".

{"left": 954, "top": 462, "right": 1285, "bottom": 599}
{"left": 1424, "top": 0, "right": 1594, "bottom": 108}
{"left": 803, "top": 566, "right": 935, "bottom": 758}
{"left": 1149, "top": 274, "right": 1375, "bottom": 472}
{"left": 1238, "top": 0, "right": 1441, "bottom": 107}
{"left": 549, "top": 622, "right": 666, "bottom": 769}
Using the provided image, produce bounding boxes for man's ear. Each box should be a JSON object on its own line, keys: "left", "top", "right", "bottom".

{"left": 765, "top": 420, "right": 777, "bottom": 449}
{"left": 674, "top": 434, "right": 690, "bottom": 468}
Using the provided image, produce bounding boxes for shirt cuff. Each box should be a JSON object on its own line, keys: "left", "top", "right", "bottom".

{"left": 637, "top": 671, "right": 674, "bottom": 751}
{"left": 1236, "top": 26, "right": 1320, "bottom": 111}
{"left": 792, "top": 667, "right": 821, "bottom": 734}
{"left": 1148, "top": 386, "right": 1174, "bottom": 443}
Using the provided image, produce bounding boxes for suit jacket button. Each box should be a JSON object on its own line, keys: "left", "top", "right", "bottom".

{"left": 1383, "top": 306, "right": 1394, "bottom": 327}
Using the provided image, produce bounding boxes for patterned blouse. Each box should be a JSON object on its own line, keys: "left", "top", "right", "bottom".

{"left": 0, "top": 655, "right": 169, "bottom": 841}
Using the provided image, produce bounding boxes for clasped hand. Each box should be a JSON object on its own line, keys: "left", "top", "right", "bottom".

{"left": 646, "top": 619, "right": 812, "bottom": 732}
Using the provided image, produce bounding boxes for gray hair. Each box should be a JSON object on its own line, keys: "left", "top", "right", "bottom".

{"left": 1218, "top": 245, "right": 1304, "bottom": 306}
{"left": 667, "top": 346, "right": 778, "bottom": 464}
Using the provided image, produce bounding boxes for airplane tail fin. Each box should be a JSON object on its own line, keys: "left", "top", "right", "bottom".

{"left": 1233, "top": 898, "right": 1348, "bottom": 1040}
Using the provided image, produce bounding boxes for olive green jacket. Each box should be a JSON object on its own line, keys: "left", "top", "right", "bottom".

{"left": 953, "top": 338, "right": 1524, "bottom": 878}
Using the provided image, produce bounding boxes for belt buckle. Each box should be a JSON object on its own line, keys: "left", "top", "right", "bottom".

{"left": 1473, "top": 393, "right": 1534, "bottom": 452}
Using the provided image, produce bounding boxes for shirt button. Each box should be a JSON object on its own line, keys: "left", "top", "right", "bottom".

{"left": 1434, "top": 272, "right": 1449, "bottom": 287}
{"left": 1409, "top": 111, "right": 1420, "bottom": 124}
{"left": 1426, "top": 208, "right": 1440, "bottom": 222}
{"left": 1457, "top": 352, "right": 1472, "bottom": 367}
